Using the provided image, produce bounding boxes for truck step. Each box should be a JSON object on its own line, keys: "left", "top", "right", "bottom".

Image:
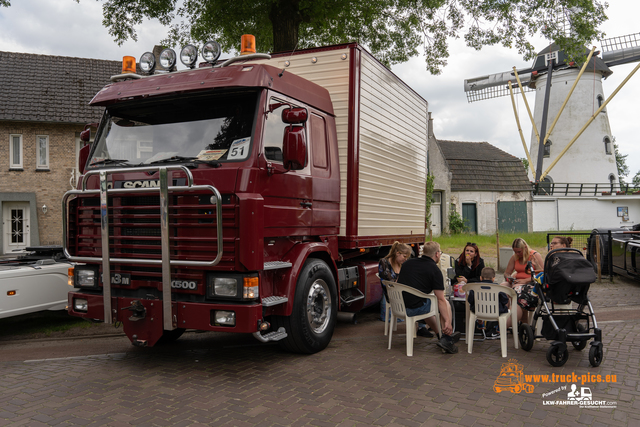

{"left": 262, "top": 296, "right": 288, "bottom": 307}
{"left": 340, "top": 288, "right": 365, "bottom": 305}
{"left": 263, "top": 261, "right": 293, "bottom": 270}
{"left": 253, "top": 327, "right": 288, "bottom": 343}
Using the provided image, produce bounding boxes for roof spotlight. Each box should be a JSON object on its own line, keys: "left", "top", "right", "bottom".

{"left": 139, "top": 52, "right": 156, "bottom": 74}
{"left": 202, "top": 41, "right": 221, "bottom": 63}
{"left": 159, "top": 48, "right": 177, "bottom": 70}
{"left": 180, "top": 44, "right": 199, "bottom": 68}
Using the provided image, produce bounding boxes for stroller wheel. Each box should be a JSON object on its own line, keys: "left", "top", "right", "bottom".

{"left": 589, "top": 345, "right": 604, "bottom": 367}
{"left": 546, "top": 344, "right": 569, "bottom": 367}
{"left": 571, "top": 323, "right": 588, "bottom": 351}
{"left": 519, "top": 323, "right": 534, "bottom": 351}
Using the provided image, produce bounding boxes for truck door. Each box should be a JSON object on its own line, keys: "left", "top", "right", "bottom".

{"left": 260, "top": 96, "right": 312, "bottom": 238}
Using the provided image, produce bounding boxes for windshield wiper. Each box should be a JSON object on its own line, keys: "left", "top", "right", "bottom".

{"left": 90, "top": 159, "right": 131, "bottom": 167}
{"left": 147, "top": 156, "right": 221, "bottom": 168}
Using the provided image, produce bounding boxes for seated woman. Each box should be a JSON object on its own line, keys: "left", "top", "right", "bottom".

{"left": 501, "top": 238, "right": 544, "bottom": 324}
{"left": 454, "top": 242, "right": 485, "bottom": 286}
{"left": 378, "top": 241, "right": 412, "bottom": 322}
{"left": 550, "top": 235, "right": 573, "bottom": 249}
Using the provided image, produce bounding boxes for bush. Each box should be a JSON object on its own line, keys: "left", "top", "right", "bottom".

{"left": 448, "top": 210, "right": 469, "bottom": 234}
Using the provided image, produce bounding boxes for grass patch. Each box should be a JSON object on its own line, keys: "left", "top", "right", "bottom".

{"left": 431, "top": 231, "right": 583, "bottom": 267}
{"left": 0, "top": 310, "right": 93, "bottom": 339}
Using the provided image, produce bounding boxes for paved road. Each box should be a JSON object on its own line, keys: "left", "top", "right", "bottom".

{"left": 1, "top": 278, "right": 639, "bottom": 426}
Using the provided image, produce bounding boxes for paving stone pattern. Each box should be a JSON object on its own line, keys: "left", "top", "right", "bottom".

{"left": 1, "top": 278, "right": 639, "bottom": 426}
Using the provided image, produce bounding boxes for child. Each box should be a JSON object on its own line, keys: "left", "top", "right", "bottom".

{"left": 467, "top": 267, "right": 509, "bottom": 339}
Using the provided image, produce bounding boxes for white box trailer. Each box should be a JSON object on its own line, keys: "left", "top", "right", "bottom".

{"left": 256, "top": 44, "right": 429, "bottom": 248}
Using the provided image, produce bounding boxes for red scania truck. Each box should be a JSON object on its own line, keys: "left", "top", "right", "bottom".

{"left": 65, "top": 41, "right": 428, "bottom": 353}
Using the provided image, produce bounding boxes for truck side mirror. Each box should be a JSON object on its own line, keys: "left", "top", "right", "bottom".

{"left": 283, "top": 126, "right": 307, "bottom": 170}
{"left": 282, "top": 107, "right": 308, "bottom": 124}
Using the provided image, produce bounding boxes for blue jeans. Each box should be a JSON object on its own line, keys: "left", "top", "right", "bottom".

{"left": 405, "top": 300, "right": 432, "bottom": 329}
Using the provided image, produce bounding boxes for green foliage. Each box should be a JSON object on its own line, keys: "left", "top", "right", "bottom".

{"left": 521, "top": 157, "right": 529, "bottom": 171}
{"left": 76, "top": 0, "right": 608, "bottom": 73}
{"left": 614, "top": 140, "right": 629, "bottom": 186}
{"left": 425, "top": 173, "right": 435, "bottom": 226}
{"left": 633, "top": 171, "right": 640, "bottom": 189}
{"left": 448, "top": 209, "right": 468, "bottom": 234}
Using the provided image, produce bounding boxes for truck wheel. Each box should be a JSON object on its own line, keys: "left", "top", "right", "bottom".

{"left": 275, "top": 259, "right": 337, "bottom": 354}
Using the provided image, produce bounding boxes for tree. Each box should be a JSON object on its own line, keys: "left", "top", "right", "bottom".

{"left": 521, "top": 157, "right": 529, "bottom": 172}
{"left": 66, "top": 0, "right": 608, "bottom": 73}
{"left": 633, "top": 171, "right": 640, "bottom": 189}
{"left": 614, "top": 139, "right": 629, "bottom": 186}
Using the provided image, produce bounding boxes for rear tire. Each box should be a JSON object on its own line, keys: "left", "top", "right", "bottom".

{"left": 519, "top": 323, "right": 534, "bottom": 351}
{"left": 275, "top": 259, "right": 337, "bottom": 354}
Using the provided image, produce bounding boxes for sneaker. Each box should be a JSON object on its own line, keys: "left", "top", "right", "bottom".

{"left": 436, "top": 336, "right": 458, "bottom": 354}
{"left": 450, "top": 331, "right": 461, "bottom": 343}
{"left": 485, "top": 327, "right": 500, "bottom": 340}
{"left": 417, "top": 328, "right": 434, "bottom": 338}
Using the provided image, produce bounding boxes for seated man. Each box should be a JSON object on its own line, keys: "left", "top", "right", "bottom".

{"left": 398, "top": 241, "right": 459, "bottom": 354}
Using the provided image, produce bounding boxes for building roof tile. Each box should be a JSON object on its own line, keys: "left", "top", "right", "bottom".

{"left": 0, "top": 51, "right": 122, "bottom": 124}
{"left": 437, "top": 140, "right": 532, "bottom": 192}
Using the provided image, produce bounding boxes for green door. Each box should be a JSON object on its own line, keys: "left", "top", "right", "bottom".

{"left": 462, "top": 203, "right": 477, "bottom": 234}
{"left": 497, "top": 201, "right": 528, "bottom": 233}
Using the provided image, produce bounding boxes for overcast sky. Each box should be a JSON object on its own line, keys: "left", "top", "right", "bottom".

{"left": 1, "top": 1, "right": 638, "bottom": 178}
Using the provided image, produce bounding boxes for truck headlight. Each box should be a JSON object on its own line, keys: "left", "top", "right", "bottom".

{"left": 74, "top": 298, "right": 88, "bottom": 312}
{"left": 75, "top": 267, "right": 99, "bottom": 288}
{"left": 214, "top": 278, "right": 237, "bottom": 296}
{"left": 213, "top": 310, "right": 235, "bottom": 326}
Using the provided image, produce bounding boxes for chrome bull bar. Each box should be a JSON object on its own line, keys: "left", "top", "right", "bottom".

{"left": 62, "top": 165, "right": 223, "bottom": 330}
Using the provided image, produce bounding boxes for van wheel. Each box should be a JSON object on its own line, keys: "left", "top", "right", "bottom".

{"left": 274, "top": 259, "right": 337, "bottom": 354}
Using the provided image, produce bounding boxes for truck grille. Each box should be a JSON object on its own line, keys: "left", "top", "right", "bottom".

{"left": 66, "top": 192, "right": 236, "bottom": 281}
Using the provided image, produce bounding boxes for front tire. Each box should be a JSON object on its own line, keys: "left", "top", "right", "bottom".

{"left": 275, "top": 259, "right": 337, "bottom": 354}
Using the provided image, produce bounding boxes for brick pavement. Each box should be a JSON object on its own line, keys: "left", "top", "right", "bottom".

{"left": 0, "top": 277, "right": 639, "bottom": 426}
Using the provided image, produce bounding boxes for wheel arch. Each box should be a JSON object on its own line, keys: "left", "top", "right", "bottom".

{"left": 271, "top": 242, "right": 338, "bottom": 316}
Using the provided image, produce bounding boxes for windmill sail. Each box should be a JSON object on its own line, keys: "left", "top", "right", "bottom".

{"left": 601, "top": 33, "right": 640, "bottom": 67}
{"left": 464, "top": 69, "right": 534, "bottom": 103}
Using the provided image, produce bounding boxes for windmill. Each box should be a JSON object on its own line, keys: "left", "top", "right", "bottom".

{"left": 463, "top": 11, "right": 640, "bottom": 192}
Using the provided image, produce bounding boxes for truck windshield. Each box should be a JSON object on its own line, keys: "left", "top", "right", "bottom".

{"left": 87, "top": 90, "right": 258, "bottom": 168}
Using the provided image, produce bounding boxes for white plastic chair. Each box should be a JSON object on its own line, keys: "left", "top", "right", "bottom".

{"left": 463, "top": 283, "right": 518, "bottom": 358}
{"left": 384, "top": 280, "right": 440, "bottom": 357}
{"left": 376, "top": 273, "right": 393, "bottom": 336}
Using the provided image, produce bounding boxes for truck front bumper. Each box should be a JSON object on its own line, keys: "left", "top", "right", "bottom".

{"left": 68, "top": 292, "right": 263, "bottom": 345}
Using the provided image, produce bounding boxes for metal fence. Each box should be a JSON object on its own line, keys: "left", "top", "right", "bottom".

{"left": 546, "top": 232, "right": 612, "bottom": 281}
{"left": 533, "top": 182, "right": 639, "bottom": 197}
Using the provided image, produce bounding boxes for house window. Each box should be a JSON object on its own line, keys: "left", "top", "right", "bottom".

{"left": 10, "top": 134, "right": 23, "bottom": 169}
{"left": 543, "top": 140, "right": 552, "bottom": 157}
{"left": 604, "top": 136, "right": 612, "bottom": 155}
{"left": 597, "top": 95, "right": 605, "bottom": 112}
{"left": 36, "top": 135, "right": 49, "bottom": 169}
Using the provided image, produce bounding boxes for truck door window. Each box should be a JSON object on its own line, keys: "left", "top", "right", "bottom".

{"left": 87, "top": 90, "right": 258, "bottom": 168}
{"left": 310, "top": 113, "right": 328, "bottom": 170}
{"left": 264, "top": 98, "right": 305, "bottom": 163}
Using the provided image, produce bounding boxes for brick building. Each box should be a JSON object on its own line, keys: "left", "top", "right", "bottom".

{"left": 0, "top": 51, "right": 121, "bottom": 254}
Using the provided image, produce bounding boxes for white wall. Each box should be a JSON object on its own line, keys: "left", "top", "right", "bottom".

{"left": 532, "top": 196, "right": 640, "bottom": 231}
{"left": 452, "top": 191, "right": 532, "bottom": 235}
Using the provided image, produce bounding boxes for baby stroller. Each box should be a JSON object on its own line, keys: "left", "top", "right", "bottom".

{"left": 518, "top": 248, "right": 603, "bottom": 367}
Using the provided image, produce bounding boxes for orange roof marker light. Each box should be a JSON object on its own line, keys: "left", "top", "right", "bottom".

{"left": 241, "top": 34, "right": 256, "bottom": 55}
{"left": 122, "top": 56, "right": 136, "bottom": 74}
